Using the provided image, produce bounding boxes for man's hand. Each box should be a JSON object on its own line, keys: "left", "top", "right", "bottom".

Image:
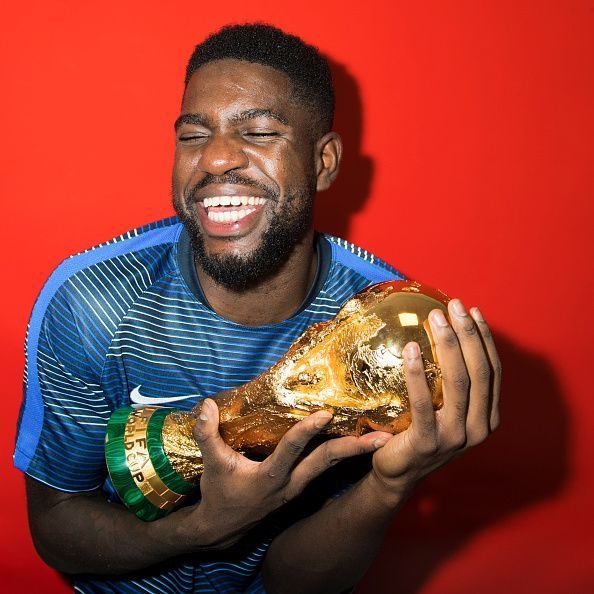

{"left": 25, "top": 406, "right": 389, "bottom": 575}
{"left": 188, "top": 398, "right": 391, "bottom": 550}
{"left": 370, "top": 299, "right": 502, "bottom": 504}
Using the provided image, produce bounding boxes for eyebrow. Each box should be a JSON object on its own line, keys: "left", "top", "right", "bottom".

{"left": 229, "top": 108, "right": 288, "bottom": 125}
{"left": 174, "top": 108, "right": 288, "bottom": 131}
{"left": 174, "top": 113, "right": 211, "bottom": 131}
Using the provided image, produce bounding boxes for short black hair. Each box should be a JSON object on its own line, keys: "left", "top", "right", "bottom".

{"left": 185, "top": 23, "right": 334, "bottom": 134}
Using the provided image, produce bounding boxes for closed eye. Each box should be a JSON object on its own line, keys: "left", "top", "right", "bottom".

{"left": 243, "top": 131, "right": 282, "bottom": 144}
{"left": 178, "top": 134, "right": 208, "bottom": 142}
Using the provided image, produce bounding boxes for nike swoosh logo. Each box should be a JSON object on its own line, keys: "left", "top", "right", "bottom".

{"left": 129, "top": 385, "right": 200, "bottom": 405}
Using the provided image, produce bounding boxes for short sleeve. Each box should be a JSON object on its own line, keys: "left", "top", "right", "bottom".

{"left": 14, "top": 288, "right": 112, "bottom": 492}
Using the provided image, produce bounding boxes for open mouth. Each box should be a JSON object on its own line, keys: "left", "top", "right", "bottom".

{"left": 201, "top": 196, "right": 267, "bottom": 224}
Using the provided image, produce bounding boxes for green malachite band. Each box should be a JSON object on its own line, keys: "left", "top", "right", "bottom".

{"left": 105, "top": 406, "right": 168, "bottom": 522}
{"left": 146, "top": 408, "right": 197, "bottom": 495}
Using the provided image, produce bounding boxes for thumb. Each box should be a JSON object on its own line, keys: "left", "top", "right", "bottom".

{"left": 192, "top": 398, "right": 233, "bottom": 469}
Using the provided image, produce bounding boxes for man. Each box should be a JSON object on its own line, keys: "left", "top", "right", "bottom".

{"left": 14, "top": 24, "right": 500, "bottom": 594}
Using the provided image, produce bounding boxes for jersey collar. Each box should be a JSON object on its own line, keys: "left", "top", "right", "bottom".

{"left": 176, "top": 226, "right": 332, "bottom": 319}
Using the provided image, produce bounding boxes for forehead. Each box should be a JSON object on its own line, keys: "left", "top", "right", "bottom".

{"left": 181, "top": 59, "right": 296, "bottom": 116}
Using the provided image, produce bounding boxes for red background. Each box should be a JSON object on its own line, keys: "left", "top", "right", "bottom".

{"left": 2, "top": 1, "right": 593, "bottom": 592}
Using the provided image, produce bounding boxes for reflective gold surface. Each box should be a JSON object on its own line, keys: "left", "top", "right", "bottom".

{"left": 163, "top": 280, "right": 449, "bottom": 482}
{"left": 163, "top": 411, "right": 204, "bottom": 482}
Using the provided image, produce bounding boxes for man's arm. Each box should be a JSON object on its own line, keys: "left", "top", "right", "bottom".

{"left": 26, "top": 477, "right": 193, "bottom": 574}
{"left": 261, "top": 300, "right": 501, "bottom": 594}
{"left": 25, "top": 410, "right": 386, "bottom": 575}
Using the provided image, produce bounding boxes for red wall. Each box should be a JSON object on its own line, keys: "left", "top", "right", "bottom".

{"left": 2, "top": 1, "right": 593, "bottom": 592}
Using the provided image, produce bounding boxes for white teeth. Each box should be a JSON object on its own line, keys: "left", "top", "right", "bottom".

{"left": 203, "top": 196, "right": 266, "bottom": 208}
{"left": 207, "top": 208, "right": 256, "bottom": 223}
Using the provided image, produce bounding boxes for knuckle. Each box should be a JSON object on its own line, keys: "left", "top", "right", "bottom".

{"left": 441, "top": 330, "right": 459, "bottom": 349}
{"left": 357, "top": 442, "right": 370, "bottom": 456}
{"left": 475, "top": 363, "right": 492, "bottom": 384}
{"left": 447, "top": 428, "right": 467, "bottom": 449}
{"left": 445, "top": 371, "right": 469, "bottom": 393}
{"left": 451, "top": 399, "right": 468, "bottom": 421}
{"left": 322, "top": 443, "right": 343, "bottom": 466}
{"left": 411, "top": 398, "right": 433, "bottom": 416}
{"left": 478, "top": 320, "right": 493, "bottom": 338}
{"left": 461, "top": 321, "right": 478, "bottom": 337}
{"left": 324, "top": 453, "right": 342, "bottom": 467}
{"left": 192, "top": 426, "right": 208, "bottom": 442}
{"left": 454, "top": 372, "right": 470, "bottom": 392}
{"left": 349, "top": 442, "right": 368, "bottom": 457}
{"left": 283, "top": 438, "right": 304, "bottom": 457}
{"left": 417, "top": 436, "right": 439, "bottom": 456}
{"left": 468, "top": 427, "right": 489, "bottom": 445}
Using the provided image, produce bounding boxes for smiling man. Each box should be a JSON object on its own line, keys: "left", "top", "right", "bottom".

{"left": 173, "top": 44, "right": 340, "bottom": 326}
{"left": 15, "top": 24, "right": 500, "bottom": 594}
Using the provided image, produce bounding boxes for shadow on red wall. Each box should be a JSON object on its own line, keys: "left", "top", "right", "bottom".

{"left": 315, "top": 63, "right": 569, "bottom": 592}
{"left": 357, "top": 332, "right": 569, "bottom": 593}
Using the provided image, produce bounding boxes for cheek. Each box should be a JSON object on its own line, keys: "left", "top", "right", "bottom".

{"left": 172, "top": 152, "right": 185, "bottom": 187}
{"left": 172, "top": 157, "right": 201, "bottom": 202}
{"left": 173, "top": 149, "right": 201, "bottom": 181}
{"left": 251, "top": 145, "right": 309, "bottom": 183}
{"left": 274, "top": 158, "right": 313, "bottom": 195}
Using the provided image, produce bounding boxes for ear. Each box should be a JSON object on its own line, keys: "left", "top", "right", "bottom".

{"left": 315, "top": 132, "right": 343, "bottom": 192}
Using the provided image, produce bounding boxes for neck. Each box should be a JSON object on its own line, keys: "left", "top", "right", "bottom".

{"left": 196, "top": 230, "right": 317, "bottom": 327}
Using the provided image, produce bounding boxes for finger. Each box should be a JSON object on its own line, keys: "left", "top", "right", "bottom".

{"left": 470, "top": 307, "right": 502, "bottom": 431}
{"left": 263, "top": 410, "right": 333, "bottom": 480}
{"left": 449, "top": 299, "right": 491, "bottom": 445}
{"left": 285, "top": 432, "right": 392, "bottom": 500}
{"left": 429, "top": 309, "right": 468, "bottom": 449}
{"left": 403, "top": 342, "right": 438, "bottom": 454}
{"left": 192, "top": 398, "right": 237, "bottom": 472}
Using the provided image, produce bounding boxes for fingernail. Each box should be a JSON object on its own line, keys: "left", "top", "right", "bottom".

{"left": 198, "top": 399, "right": 209, "bottom": 422}
{"left": 404, "top": 342, "right": 420, "bottom": 361}
{"left": 373, "top": 437, "right": 390, "bottom": 449}
{"left": 314, "top": 411, "right": 333, "bottom": 428}
{"left": 431, "top": 309, "right": 449, "bottom": 327}
{"left": 471, "top": 307, "right": 484, "bottom": 322}
{"left": 451, "top": 299, "right": 467, "bottom": 317}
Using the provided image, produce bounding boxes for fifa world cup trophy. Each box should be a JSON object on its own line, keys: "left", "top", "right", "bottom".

{"left": 105, "top": 280, "right": 450, "bottom": 520}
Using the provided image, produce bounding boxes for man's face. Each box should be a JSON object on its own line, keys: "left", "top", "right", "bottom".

{"left": 172, "top": 59, "right": 319, "bottom": 290}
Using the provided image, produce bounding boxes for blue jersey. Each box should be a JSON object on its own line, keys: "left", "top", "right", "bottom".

{"left": 14, "top": 217, "right": 403, "bottom": 593}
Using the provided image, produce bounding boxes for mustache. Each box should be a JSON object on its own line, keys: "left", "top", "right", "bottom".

{"left": 186, "top": 172, "right": 279, "bottom": 203}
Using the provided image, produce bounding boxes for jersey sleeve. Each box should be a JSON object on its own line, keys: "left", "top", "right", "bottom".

{"left": 14, "top": 286, "right": 112, "bottom": 492}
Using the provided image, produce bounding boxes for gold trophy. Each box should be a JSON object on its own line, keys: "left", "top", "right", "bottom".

{"left": 105, "top": 280, "right": 449, "bottom": 520}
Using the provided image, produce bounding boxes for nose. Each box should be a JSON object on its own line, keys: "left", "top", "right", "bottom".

{"left": 197, "top": 134, "right": 248, "bottom": 175}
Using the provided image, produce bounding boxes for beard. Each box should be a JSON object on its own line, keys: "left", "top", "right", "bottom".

{"left": 173, "top": 172, "right": 316, "bottom": 292}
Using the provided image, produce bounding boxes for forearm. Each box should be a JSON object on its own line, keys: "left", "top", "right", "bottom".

{"left": 263, "top": 471, "right": 412, "bottom": 594}
{"left": 26, "top": 478, "right": 205, "bottom": 575}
